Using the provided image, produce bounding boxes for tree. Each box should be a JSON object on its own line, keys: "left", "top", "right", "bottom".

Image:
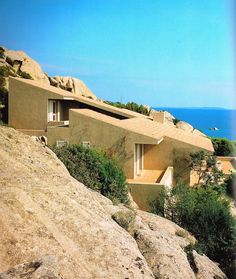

{"left": 212, "top": 138, "right": 236, "bottom": 157}
{"left": 189, "top": 151, "right": 226, "bottom": 193}
{"left": 149, "top": 184, "right": 236, "bottom": 278}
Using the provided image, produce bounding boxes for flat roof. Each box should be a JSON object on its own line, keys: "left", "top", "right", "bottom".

{"left": 10, "top": 77, "right": 149, "bottom": 120}
{"left": 10, "top": 77, "right": 214, "bottom": 151}
{"left": 71, "top": 109, "right": 214, "bottom": 151}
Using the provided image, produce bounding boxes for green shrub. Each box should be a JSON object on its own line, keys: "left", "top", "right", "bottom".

{"left": 18, "top": 71, "right": 32, "bottom": 79}
{"left": 104, "top": 101, "right": 149, "bottom": 116}
{"left": 0, "top": 86, "right": 8, "bottom": 123}
{"left": 212, "top": 138, "right": 236, "bottom": 157}
{"left": 150, "top": 184, "right": 236, "bottom": 278}
{"left": 0, "top": 65, "right": 17, "bottom": 77}
{"left": 112, "top": 209, "right": 136, "bottom": 230}
{"left": 225, "top": 173, "right": 236, "bottom": 199}
{"left": 148, "top": 186, "right": 167, "bottom": 216}
{"left": 52, "top": 144, "right": 129, "bottom": 204}
{"left": 0, "top": 47, "right": 5, "bottom": 59}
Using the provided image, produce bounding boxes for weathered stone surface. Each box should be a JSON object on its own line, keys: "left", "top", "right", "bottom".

{"left": 137, "top": 210, "right": 196, "bottom": 247}
{"left": 51, "top": 76, "right": 97, "bottom": 99}
{"left": 112, "top": 208, "right": 226, "bottom": 279}
{"left": 0, "top": 126, "right": 226, "bottom": 279}
{"left": 134, "top": 228, "right": 196, "bottom": 279}
{"left": 4, "top": 49, "right": 49, "bottom": 85}
{"left": 129, "top": 211, "right": 196, "bottom": 279}
{"left": 176, "top": 120, "right": 194, "bottom": 132}
{"left": 0, "top": 126, "right": 153, "bottom": 279}
{"left": 0, "top": 255, "right": 61, "bottom": 279}
{"left": 192, "top": 251, "right": 227, "bottom": 279}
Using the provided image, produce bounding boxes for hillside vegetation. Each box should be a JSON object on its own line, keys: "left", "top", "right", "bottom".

{"left": 212, "top": 137, "right": 236, "bottom": 157}
{"left": 150, "top": 151, "right": 236, "bottom": 278}
{"left": 105, "top": 100, "right": 150, "bottom": 116}
{"left": 52, "top": 144, "right": 129, "bottom": 204}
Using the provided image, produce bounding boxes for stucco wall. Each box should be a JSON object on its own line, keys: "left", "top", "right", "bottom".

{"left": 128, "top": 183, "right": 163, "bottom": 211}
{"left": 144, "top": 137, "right": 203, "bottom": 170}
{"left": 65, "top": 110, "right": 157, "bottom": 179}
{"left": 47, "top": 126, "right": 70, "bottom": 146}
{"left": 9, "top": 78, "right": 64, "bottom": 131}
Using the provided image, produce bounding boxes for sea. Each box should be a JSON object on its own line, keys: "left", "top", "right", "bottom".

{"left": 153, "top": 107, "right": 236, "bottom": 141}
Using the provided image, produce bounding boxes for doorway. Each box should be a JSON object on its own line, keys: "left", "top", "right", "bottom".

{"left": 48, "top": 100, "right": 60, "bottom": 122}
{"left": 135, "top": 144, "right": 144, "bottom": 176}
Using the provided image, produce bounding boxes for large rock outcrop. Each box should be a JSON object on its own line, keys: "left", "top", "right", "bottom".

{"left": 4, "top": 49, "right": 49, "bottom": 85}
{"left": 112, "top": 208, "right": 226, "bottom": 279}
{"left": 176, "top": 120, "right": 194, "bottom": 132}
{"left": 49, "top": 76, "right": 97, "bottom": 99}
{"left": 0, "top": 126, "right": 153, "bottom": 279}
{"left": 0, "top": 126, "right": 226, "bottom": 279}
{"left": 0, "top": 47, "right": 97, "bottom": 100}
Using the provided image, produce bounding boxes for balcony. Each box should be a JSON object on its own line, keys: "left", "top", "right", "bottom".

{"left": 127, "top": 166, "right": 173, "bottom": 211}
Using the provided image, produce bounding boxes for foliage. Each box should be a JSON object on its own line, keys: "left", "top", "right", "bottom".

{"left": 0, "top": 47, "right": 5, "bottom": 59}
{"left": 212, "top": 138, "right": 236, "bottom": 157}
{"left": 0, "top": 66, "right": 14, "bottom": 123}
{"left": 0, "top": 65, "right": 17, "bottom": 77}
{"left": 150, "top": 183, "right": 236, "bottom": 278}
{"left": 148, "top": 186, "right": 167, "bottom": 216}
{"left": 105, "top": 100, "right": 149, "bottom": 116}
{"left": 18, "top": 70, "right": 32, "bottom": 79}
{"left": 0, "top": 86, "right": 8, "bottom": 123}
{"left": 189, "top": 151, "right": 226, "bottom": 192}
{"left": 51, "top": 144, "right": 129, "bottom": 204}
{"left": 184, "top": 244, "right": 199, "bottom": 274}
{"left": 225, "top": 172, "right": 236, "bottom": 199}
{"left": 112, "top": 210, "right": 136, "bottom": 230}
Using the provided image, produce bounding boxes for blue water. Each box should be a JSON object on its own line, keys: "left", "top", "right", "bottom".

{"left": 153, "top": 108, "right": 236, "bottom": 140}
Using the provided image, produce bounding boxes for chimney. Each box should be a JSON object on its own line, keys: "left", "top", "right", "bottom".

{"left": 153, "top": 111, "right": 166, "bottom": 124}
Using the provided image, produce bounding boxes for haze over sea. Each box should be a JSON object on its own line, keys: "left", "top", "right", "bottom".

{"left": 153, "top": 107, "right": 236, "bottom": 141}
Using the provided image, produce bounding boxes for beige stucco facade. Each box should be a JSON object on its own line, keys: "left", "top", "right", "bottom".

{"left": 8, "top": 77, "right": 215, "bottom": 209}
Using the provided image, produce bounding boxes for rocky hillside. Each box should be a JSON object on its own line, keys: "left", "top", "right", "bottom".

{"left": 0, "top": 126, "right": 226, "bottom": 279}
{"left": 0, "top": 46, "right": 96, "bottom": 99}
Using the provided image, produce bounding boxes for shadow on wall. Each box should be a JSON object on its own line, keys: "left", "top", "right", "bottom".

{"left": 128, "top": 183, "right": 163, "bottom": 211}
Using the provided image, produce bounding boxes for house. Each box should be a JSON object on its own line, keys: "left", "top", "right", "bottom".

{"left": 190, "top": 156, "right": 236, "bottom": 186}
{"left": 8, "top": 77, "right": 214, "bottom": 209}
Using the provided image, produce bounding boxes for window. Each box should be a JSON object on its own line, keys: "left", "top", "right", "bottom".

{"left": 48, "top": 100, "right": 60, "bottom": 122}
{"left": 134, "top": 144, "right": 144, "bottom": 176}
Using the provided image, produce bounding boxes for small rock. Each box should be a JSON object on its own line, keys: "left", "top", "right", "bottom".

{"left": 192, "top": 250, "right": 227, "bottom": 279}
{"left": 176, "top": 121, "right": 194, "bottom": 132}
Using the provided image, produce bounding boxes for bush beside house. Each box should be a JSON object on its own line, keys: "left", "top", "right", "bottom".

{"left": 52, "top": 144, "right": 129, "bottom": 204}
{"left": 150, "top": 151, "right": 236, "bottom": 278}
{"left": 212, "top": 138, "right": 236, "bottom": 157}
{"left": 149, "top": 183, "right": 236, "bottom": 278}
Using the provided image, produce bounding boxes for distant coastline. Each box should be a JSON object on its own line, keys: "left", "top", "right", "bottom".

{"left": 153, "top": 107, "right": 236, "bottom": 141}
{"left": 154, "top": 107, "right": 235, "bottom": 110}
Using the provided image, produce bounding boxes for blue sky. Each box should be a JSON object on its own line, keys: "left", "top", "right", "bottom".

{"left": 0, "top": 0, "right": 235, "bottom": 108}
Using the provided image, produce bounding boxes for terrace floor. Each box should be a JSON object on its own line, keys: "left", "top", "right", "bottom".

{"left": 127, "top": 169, "right": 165, "bottom": 184}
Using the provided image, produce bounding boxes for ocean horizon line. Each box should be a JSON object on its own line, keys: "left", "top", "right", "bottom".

{"left": 152, "top": 107, "right": 236, "bottom": 110}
